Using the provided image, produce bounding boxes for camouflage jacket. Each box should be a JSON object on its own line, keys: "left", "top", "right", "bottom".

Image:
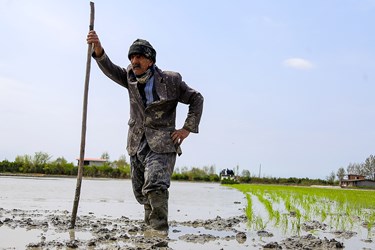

{"left": 94, "top": 52, "right": 204, "bottom": 156}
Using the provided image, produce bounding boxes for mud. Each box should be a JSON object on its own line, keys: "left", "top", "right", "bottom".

{"left": 0, "top": 177, "right": 372, "bottom": 249}
{"left": 0, "top": 207, "right": 351, "bottom": 250}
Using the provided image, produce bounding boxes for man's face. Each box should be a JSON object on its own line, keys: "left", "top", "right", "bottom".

{"left": 130, "top": 54, "right": 153, "bottom": 76}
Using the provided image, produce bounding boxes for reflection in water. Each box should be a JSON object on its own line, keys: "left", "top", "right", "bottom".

{"left": 0, "top": 176, "right": 246, "bottom": 220}
{"left": 69, "top": 229, "right": 75, "bottom": 241}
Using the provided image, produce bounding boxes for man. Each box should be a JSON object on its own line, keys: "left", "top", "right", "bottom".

{"left": 87, "top": 31, "right": 204, "bottom": 231}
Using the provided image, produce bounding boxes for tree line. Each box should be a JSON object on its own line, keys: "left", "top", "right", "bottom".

{"left": 0, "top": 152, "right": 131, "bottom": 178}
{"left": 0, "top": 151, "right": 334, "bottom": 186}
{"left": 0, "top": 152, "right": 222, "bottom": 181}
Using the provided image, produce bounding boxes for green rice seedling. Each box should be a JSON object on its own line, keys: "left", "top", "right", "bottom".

{"left": 363, "top": 210, "right": 375, "bottom": 231}
{"left": 227, "top": 184, "right": 375, "bottom": 237}
{"left": 284, "top": 196, "right": 292, "bottom": 212}
{"left": 274, "top": 209, "right": 281, "bottom": 226}
{"left": 281, "top": 213, "right": 289, "bottom": 234}
{"left": 289, "top": 216, "right": 302, "bottom": 236}
{"left": 255, "top": 192, "right": 275, "bottom": 220}
{"left": 320, "top": 207, "right": 327, "bottom": 222}
{"left": 245, "top": 193, "right": 253, "bottom": 222}
{"left": 254, "top": 215, "right": 267, "bottom": 230}
{"left": 366, "top": 212, "right": 375, "bottom": 236}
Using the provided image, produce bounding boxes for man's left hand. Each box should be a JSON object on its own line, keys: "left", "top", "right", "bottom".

{"left": 171, "top": 128, "right": 190, "bottom": 146}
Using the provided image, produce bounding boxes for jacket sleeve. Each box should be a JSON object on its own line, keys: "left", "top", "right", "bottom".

{"left": 93, "top": 50, "right": 128, "bottom": 88}
{"left": 177, "top": 77, "right": 204, "bottom": 133}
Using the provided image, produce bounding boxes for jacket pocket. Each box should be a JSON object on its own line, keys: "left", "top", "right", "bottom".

{"left": 144, "top": 128, "right": 177, "bottom": 154}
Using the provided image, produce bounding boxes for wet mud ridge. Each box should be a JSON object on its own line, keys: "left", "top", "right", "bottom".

{"left": 0, "top": 208, "right": 353, "bottom": 249}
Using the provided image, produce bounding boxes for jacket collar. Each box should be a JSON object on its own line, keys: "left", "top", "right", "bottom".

{"left": 127, "top": 64, "right": 167, "bottom": 101}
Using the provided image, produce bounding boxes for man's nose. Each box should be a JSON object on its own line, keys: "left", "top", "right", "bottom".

{"left": 131, "top": 57, "right": 139, "bottom": 64}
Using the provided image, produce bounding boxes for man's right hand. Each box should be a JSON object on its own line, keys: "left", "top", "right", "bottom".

{"left": 87, "top": 30, "right": 104, "bottom": 57}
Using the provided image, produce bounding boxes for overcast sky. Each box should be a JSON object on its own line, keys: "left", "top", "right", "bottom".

{"left": 1, "top": 0, "right": 374, "bottom": 179}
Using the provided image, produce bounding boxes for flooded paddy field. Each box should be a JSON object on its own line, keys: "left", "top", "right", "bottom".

{"left": 231, "top": 184, "right": 375, "bottom": 249}
{"left": 0, "top": 176, "right": 374, "bottom": 249}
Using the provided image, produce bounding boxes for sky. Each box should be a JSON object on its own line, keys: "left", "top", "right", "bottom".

{"left": 1, "top": 0, "right": 374, "bottom": 179}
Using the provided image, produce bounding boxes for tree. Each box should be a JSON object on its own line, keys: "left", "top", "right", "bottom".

{"left": 33, "top": 151, "right": 51, "bottom": 165}
{"left": 181, "top": 166, "right": 189, "bottom": 173}
{"left": 326, "top": 171, "right": 336, "bottom": 184}
{"left": 242, "top": 169, "right": 251, "bottom": 177}
{"left": 55, "top": 157, "right": 68, "bottom": 165}
{"left": 32, "top": 151, "right": 52, "bottom": 173}
{"left": 347, "top": 162, "right": 365, "bottom": 176}
{"left": 101, "top": 151, "right": 110, "bottom": 161}
{"left": 336, "top": 167, "right": 346, "bottom": 181}
{"left": 209, "top": 165, "right": 216, "bottom": 175}
{"left": 114, "top": 154, "right": 127, "bottom": 168}
{"left": 201, "top": 165, "right": 216, "bottom": 175}
{"left": 189, "top": 167, "right": 208, "bottom": 181}
{"left": 49, "top": 157, "right": 70, "bottom": 175}
{"left": 15, "top": 154, "right": 32, "bottom": 173}
{"left": 0, "top": 160, "right": 21, "bottom": 173}
{"left": 202, "top": 165, "right": 210, "bottom": 175}
{"left": 112, "top": 154, "right": 130, "bottom": 178}
{"left": 364, "top": 155, "right": 375, "bottom": 180}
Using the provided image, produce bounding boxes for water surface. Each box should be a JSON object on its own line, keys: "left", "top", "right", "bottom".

{"left": 0, "top": 176, "right": 245, "bottom": 220}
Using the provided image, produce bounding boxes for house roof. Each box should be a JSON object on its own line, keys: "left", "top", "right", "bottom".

{"left": 76, "top": 158, "right": 108, "bottom": 162}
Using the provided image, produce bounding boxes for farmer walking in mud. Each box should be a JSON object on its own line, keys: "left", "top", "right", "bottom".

{"left": 86, "top": 31, "right": 204, "bottom": 231}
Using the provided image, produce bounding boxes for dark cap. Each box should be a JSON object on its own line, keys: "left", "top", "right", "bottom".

{"left": 128, "top": 39, "right": 156, "bottom": 63}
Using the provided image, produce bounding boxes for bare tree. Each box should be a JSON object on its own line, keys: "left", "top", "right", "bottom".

{"left": 326, "top": 171, "right": 336, "bottom": 184}
{"left": 336, "top": 167, "right": 346, "bottom": 181}
{"left": 364, "top": 155, "right": 375, "bottom": 180}
{"left": 209, "top": 165, "right": 216, "bottom": 175}
{"left": 33, "top": 151, "right": 52, "bottom": 166}
{"left": 344, "top": 154, "right": 375, "bottom": 180}
{"left": 203, "top": 166, "right": 210, "bottom": 174}
{"left": 181, "top": 166, "right": 189, "bottom": 173}
{"left": 347, "top": 162, "right": 365, "bottom": 175}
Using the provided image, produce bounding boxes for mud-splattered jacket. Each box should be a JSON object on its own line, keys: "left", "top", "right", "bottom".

{"left": 94, "top": 52, "right": 204, "bottom": 156}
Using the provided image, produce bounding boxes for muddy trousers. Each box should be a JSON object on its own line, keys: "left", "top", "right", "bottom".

{"left": 130, "top": 136, "right": 176, "bottom": 230}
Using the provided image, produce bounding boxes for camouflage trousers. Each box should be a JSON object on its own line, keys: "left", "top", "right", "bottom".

{"left": 130, "top": 136, "right": 176, "bottom": 205}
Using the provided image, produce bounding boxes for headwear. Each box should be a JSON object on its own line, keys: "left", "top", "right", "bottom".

{"left": 128, "top": 39, "right": 156, "bottom": 63}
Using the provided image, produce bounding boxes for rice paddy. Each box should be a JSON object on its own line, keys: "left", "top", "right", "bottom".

{"left": 228, "top": 184, "right": 375, "bottom": 239}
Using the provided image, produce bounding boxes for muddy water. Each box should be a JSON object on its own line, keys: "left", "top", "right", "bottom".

{"left": 0, "top": 176, "right": 245, "bottom": 220}
{"left": 1, "top": 176, "right": 374, "bottom": 249}
{"left": 0, "top": 176, "right": 247, "bottom": 249}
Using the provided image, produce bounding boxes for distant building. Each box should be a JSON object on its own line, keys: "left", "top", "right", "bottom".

{"left": 340, "top": 174, "right": 375, "bottom": 188}
{"left": 76, "top": 158, "right": 108, "bottom": 167}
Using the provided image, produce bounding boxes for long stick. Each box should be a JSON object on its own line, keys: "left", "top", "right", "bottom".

{"left": 70, "top": 1, "right": 95, "bottom": 229}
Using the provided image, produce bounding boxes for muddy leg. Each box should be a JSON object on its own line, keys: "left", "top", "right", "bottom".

{"left": 148, "top": 189, "right": 169, "bottom": 231}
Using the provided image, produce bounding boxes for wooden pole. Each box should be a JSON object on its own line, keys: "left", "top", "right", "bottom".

{"left": 70, "top": 1, "right": 95, "bottom": 229}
